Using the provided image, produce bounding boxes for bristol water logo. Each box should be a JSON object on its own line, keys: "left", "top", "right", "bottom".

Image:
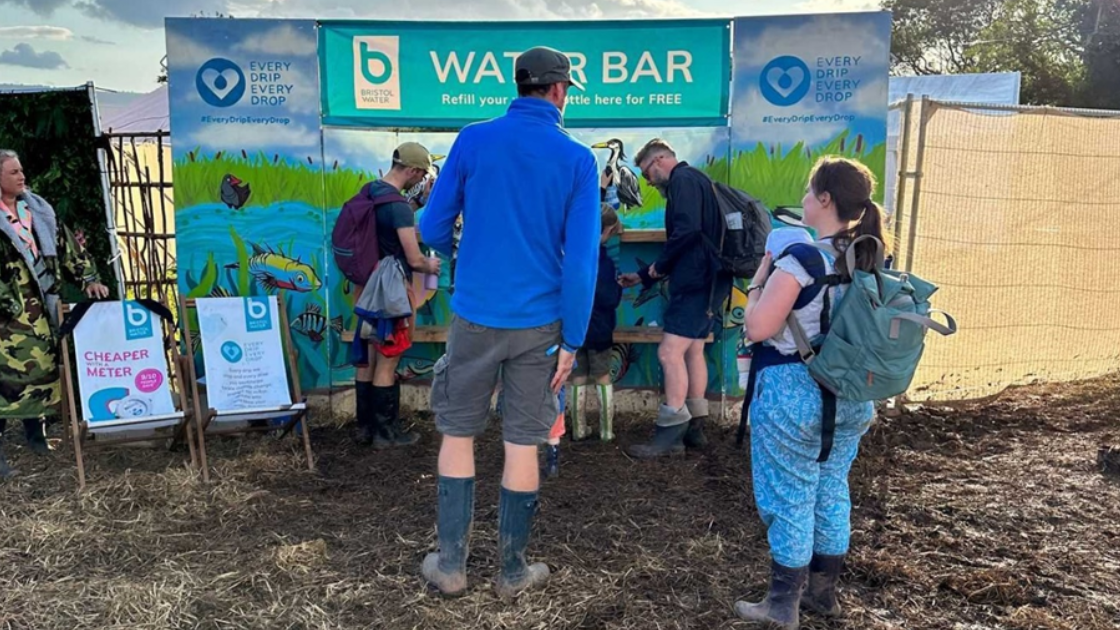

{"left": 760, "top": 56, "right": 811, "bottom": 107}
{"left": 243, "top": 297, "right": 272, "bottom": 333}
{"left": 196, "top": 57, "right": 246, "bottom": 108}
{"left": 122, "top": 301, "right": 154, "bottom": 341}
{"left": 353, "top": 36, "right": 401, "bottom": 111}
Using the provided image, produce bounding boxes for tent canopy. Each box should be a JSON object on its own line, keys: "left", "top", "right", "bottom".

{"left": 102, "top": 85, "right": 169, "bottom": 135}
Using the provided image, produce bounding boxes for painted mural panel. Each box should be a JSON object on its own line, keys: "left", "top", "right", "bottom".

{"left": 726, "top": 11, "right": 892, "bottom": 396}
{"left": 166, "top": 18, "right": 332, "bottom": 390}
{"left": 320, "top": 125, "right": 733, "bottom": 394}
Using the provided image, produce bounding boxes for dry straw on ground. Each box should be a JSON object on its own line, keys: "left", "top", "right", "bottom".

{"left": 2, "top": 374, "right": 1119, "bottom": 629}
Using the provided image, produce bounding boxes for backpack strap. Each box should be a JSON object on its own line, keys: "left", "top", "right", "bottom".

{"left": 770, "top": 243, "right": 844, "bottom": 463}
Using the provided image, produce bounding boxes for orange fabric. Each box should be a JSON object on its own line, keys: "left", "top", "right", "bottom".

{"left": 371, "top": 279, "right": 417, "bottom": 358}
{"left": 548, "top": 410, "right": 565, "bottom": 440}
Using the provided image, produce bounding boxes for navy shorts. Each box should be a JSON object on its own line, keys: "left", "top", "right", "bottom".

{"left": 663, "top": 283, "right": 731, "bottom": 340}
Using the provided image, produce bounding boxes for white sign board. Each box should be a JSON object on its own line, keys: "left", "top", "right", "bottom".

{"left": 196, "top": 297, "right": 292, "bottom": 413}
{"left": 73, "top": 301, "right": 177, "bottom": 428}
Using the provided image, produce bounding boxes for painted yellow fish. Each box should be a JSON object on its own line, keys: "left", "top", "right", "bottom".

{"left": 226, "top": 243, "right": 322, "bottom": 293}
{"left": 723, "top": 284, "right": 749, "bottom": 329}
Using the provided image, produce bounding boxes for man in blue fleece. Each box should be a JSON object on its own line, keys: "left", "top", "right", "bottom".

{"left": 417, "top": 46, "right": 600, "bottom": 599}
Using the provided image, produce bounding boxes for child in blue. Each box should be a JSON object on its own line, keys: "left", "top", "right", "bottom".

{"left": 566, "top": 204, "right": 624, "bottom": 445}
{"left": 735, "top": 157, "right": 887, "bottom": 629}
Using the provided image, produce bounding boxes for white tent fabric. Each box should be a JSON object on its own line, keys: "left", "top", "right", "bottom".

{"left": 102, "top": 85, "right": 170, "bottom": 136}
{"left": 885, "top": 73, "right": 1021, "bottom": 213}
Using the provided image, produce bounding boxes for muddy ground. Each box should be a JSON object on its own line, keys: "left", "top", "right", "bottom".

{"left": 1, "top": 375, "right": 1118, "bottom": 629}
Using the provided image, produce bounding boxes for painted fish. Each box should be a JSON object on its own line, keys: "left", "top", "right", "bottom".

{"left": 723, "top": 284, "right": 748, "bottom": 329}
{"left": 225, "top": 242, "right": 322, "bottom": 293}
{"left": 398, "top": 358, "right": 436, "bottom": 382}
{"left": 209, "top": 286, "right": 234, "bottom": 298}
{"left": 290, "top": 304, "right": 343, "bottom": 343}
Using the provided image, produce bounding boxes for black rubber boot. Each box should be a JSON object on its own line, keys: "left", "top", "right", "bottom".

{"left": 385, "top": 381, "right": 421, "bottom": 443}
{"left": 355, "top": 381, "right": 377, "bottom": 446}
{"left": 683, "top": 398, "right": 709, "bottom": 449}
{"left": 24, "top": 418, "right": 51, "bottom": 456}
{"left": 541, "top": 444, "right": 560, "bottom": 479}
{"left": 374, "top": 383, "right": 418, "bottom": 446}
{"left": 734, "top": 561, "right": 809, "bottom": 630}
{"left": 421, "top": 476, "right": 475, "bottom": 597}
{"left": 495, "top": 487, "right": 550, "bottom": 597}
{"left": 801, "top": 553, "right": 844, "bottom": 617}
{"left": 627, "top": 423, "right": 689, "bottom": 460}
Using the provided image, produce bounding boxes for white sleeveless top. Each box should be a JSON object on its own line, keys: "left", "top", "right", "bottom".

{"left": 764, "top": 238, "right": 847, "bottom": 357}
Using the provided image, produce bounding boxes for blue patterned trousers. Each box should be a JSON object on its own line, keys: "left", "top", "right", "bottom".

{"left": 749, "top": 363, "right": 874, "bottom": 568}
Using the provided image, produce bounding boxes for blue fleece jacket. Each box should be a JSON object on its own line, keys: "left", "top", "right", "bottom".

{"left": 419, "top": 97, "right": 601, "bottom": 349}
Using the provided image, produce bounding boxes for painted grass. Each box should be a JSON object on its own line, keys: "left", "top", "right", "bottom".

{"left": 721, "top": 131, "right": 888, "bottom": 210}
{"left": 175, "top": 131, "right": 885, "bottom": 213}
{"left": 174, "top": 148, "right": 332, "bottom": 208}
{"left": 618, "top": 130, "right": 885, "bottom": 220}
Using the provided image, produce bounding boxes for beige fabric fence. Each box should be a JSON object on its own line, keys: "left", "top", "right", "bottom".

{"left": 892, "top": 97, "right": 1120, "bottom": 401}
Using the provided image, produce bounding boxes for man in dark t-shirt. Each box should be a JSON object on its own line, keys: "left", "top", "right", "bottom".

{"left": 368, "top": 179, "right": 418, "bottom": 278}
{"left": 352, "top": 142, "right": 441, "bottom": 449}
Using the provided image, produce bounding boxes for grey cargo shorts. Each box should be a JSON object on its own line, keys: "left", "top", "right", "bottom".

{"left": 430, "top": 314, "right": 561, "bottom": 446}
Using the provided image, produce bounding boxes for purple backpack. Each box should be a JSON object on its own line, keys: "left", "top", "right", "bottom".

{"left": 331, "top": 182, "right": 408, "bottom": 286}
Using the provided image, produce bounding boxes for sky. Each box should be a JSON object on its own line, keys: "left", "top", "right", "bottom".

{"left": 0, "top": 0, "right": 877, "bottom": 94}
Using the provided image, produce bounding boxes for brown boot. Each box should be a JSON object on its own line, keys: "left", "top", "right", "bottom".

{"left": 801, "top": 553, "right": 844, "bottom": 617}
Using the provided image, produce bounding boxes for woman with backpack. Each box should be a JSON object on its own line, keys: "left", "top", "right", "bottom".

{"left": 734, "top": 157, "right": 888, "bottom": 629}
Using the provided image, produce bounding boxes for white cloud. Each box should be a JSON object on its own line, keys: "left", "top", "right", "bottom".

{"left": 188, "top": 120, "right": 320, "bottom": 152}
{"left": 232, "top": 22, "right": 316, "bottom": 56}
{"left": 256, "top": 0, "right": 704, "bottom": 21}
{"left": 794, "top": 0, "right": 878, "bottom": 13}
{"left": 165, "top": 27, "right": 224, "bottom": 70}
{"left": 0, "top": 26, "right": 73, "bottom": 40}
{"left": 734, "top": 12, "right": 889, "bottom": 71}
{"left": 323, "top": 128, "right": 458, "bottom": 172}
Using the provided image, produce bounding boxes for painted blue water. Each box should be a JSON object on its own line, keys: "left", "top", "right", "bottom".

{"left": 177, "top": 202, "right": 336, "bottom": 390}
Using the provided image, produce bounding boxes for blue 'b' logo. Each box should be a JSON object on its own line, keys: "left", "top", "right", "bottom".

{"left": 196, "top": 58, "right": 246, "bottom": 108}
{"left": 122, "top": 301, "right": 154, "bottom": 340}
{"left": 760, "top": 56, "right": 811, "bottom": 107}
{"left": 243, "top": 297, "right": 272, "bottom": 332}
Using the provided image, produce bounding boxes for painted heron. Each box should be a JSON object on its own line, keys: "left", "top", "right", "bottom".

{"left": 591, "top": 139, "right": 642, "bottom": 210}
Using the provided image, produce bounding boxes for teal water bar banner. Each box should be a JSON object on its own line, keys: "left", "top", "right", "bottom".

{"left": 319, "top": 20, "right": 731, "bottom": 128}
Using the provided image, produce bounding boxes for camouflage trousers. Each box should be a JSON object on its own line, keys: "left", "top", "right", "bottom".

{"left": 0, "top": 294, "right": 61, "bottom": 421}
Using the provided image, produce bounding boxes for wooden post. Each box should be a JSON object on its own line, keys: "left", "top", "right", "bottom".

{"left": 58, "top": 303, "right": 87, "bottom": 491}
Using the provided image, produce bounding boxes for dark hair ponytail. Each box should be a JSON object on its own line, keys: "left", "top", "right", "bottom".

{"left": 808, "top": 157, "right": 891, "bottom": 275}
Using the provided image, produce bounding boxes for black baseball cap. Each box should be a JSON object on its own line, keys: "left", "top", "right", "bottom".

{"left": 515, "top": 46, "right": 585, "bottom": 91}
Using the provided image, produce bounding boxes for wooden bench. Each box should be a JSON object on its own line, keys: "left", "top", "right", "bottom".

{"left": 341, "top": 325, "right": 712, "bottom": 345}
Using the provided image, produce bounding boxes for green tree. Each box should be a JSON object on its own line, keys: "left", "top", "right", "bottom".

{"left": 884, "top": 0, "right": 1117, "bottom": 107}
{"left": 1078, "top": 0, "right": 1120, "bottom": 108}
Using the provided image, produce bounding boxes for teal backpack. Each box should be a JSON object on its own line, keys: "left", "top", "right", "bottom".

{"left": 785, "top": 235, "right": 956, "bottom": 403}
{"left": 735, "top": 234, "right": 956, "bottom": 461}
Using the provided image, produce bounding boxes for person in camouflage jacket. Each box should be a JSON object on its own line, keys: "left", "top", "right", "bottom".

{"left": 0, "top": 150, "right": 108, "bottom": 478}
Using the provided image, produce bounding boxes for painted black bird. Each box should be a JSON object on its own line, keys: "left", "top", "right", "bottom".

{"left": 220, "top": 174, "right": 251, "bottom": 209}
{"left": 592, "top": 139, "right": 642, "bottom": 210}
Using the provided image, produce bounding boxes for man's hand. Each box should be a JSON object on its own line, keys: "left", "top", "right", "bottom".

{"left": 647, "top": 263, "right": 662, "bottom": 280}
{"left": 84, "top": 282, "right": 109, "bottom": 299}
{"left": 618, "top": 273, "right": 641, "bottom": 288}
{"left": 551, "top": 349, "right": 576, "bottom": 393}
{"left": 426, "top": 257, "right": 442, "bottom": 275}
